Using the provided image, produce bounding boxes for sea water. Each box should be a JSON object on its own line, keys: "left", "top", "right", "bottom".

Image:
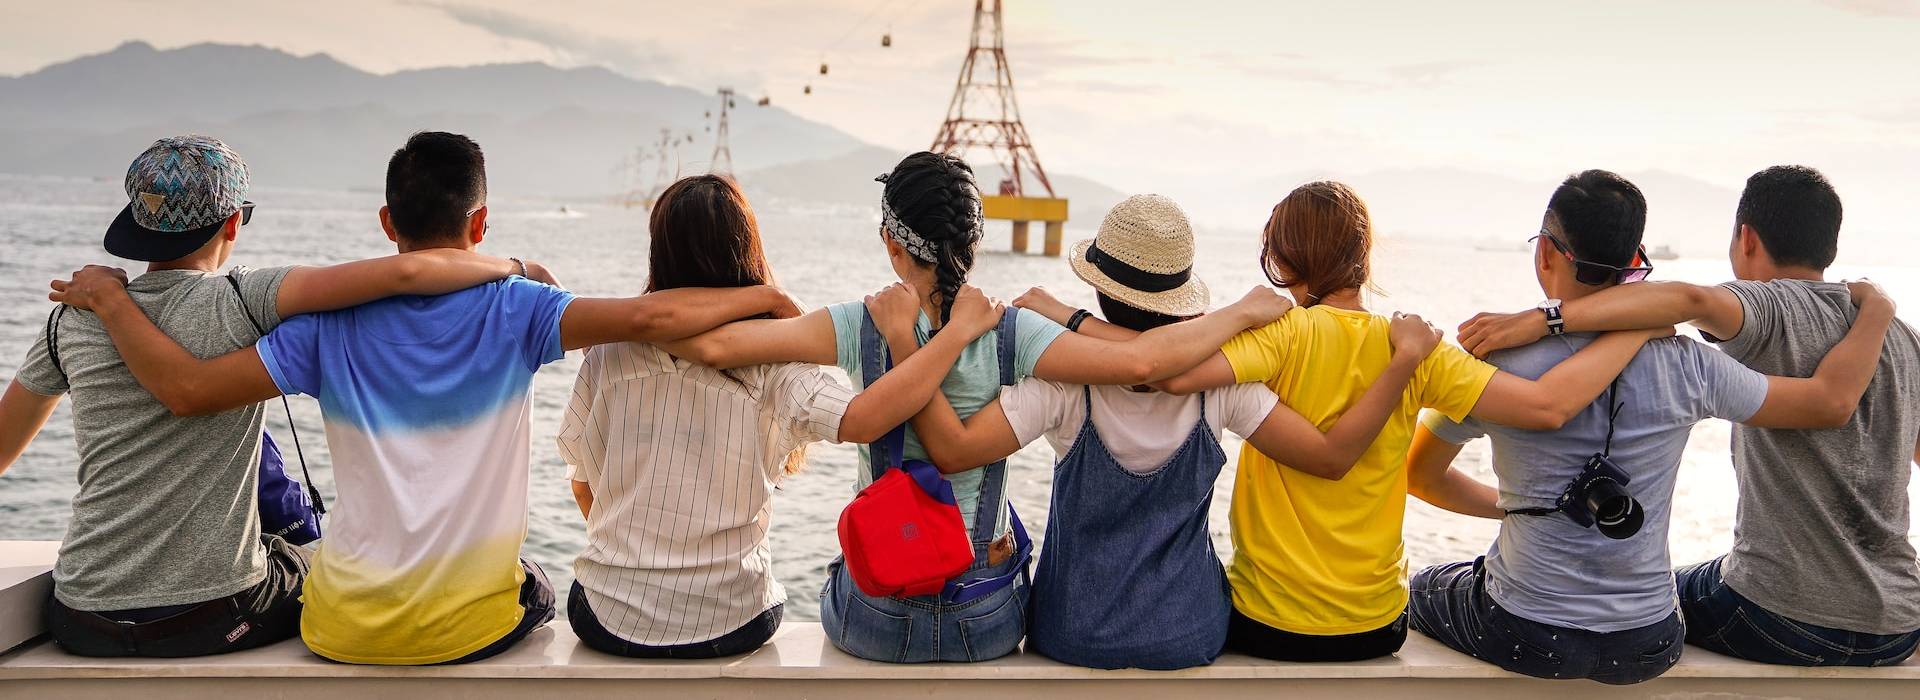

{"left": 2, "top": 173, "right": 1915, "bottom": 622}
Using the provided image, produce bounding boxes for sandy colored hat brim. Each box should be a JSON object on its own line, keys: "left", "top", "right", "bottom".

{"left": 1068, "top": 238, "right": 1211, "bottom": 317}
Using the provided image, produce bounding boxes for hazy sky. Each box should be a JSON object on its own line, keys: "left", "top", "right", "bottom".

{"left": 5, "top": 0, "right": 1919, "bottom": 233}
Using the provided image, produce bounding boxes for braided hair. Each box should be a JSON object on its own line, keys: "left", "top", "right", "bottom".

{"left": 880, "top": 152, "right": 984, "bottom": 329}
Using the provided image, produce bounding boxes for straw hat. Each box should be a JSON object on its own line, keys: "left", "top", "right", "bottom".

{"left": 1068, "top": 194, "right": 1210, "bottom": 317}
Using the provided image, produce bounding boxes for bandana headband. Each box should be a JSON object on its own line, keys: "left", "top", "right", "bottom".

{"left": 881, "top": 198, "right": 940, "bottom": 264}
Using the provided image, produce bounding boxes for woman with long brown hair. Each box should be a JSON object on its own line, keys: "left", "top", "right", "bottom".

{"left": 1033, "top": 181, "right": 1669, "bottom": 662}
{"left": 555, "top": 174, "right": 1003, "bottom": 659}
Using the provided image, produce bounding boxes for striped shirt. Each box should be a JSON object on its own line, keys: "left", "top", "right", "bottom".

{"left": 558, "top": 342, "right": 853, "bottom": 646}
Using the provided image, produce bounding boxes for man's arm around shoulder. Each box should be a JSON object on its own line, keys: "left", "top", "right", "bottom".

{"left": 53, "top": 266, "right": 282, "bottom": 416}
{"left": 1459, "top": 281, "right": 1745, "bottom": 358}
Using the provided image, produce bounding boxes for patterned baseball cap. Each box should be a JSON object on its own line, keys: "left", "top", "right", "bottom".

{"left": 104, "top": 135, "right": 251, "bottom": 262}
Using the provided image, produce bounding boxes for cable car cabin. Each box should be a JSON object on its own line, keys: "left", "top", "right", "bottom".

{"left": 980, "top": 195, "right": 1069, "bottom": 256}
{"left": 804, "top": 85, "right": 812, "bottom": 95}
{"left": 882, "top": 33, "right": 892, "bottom": 47}
{"left": 820, "top": 62, "right": 829, "bottom": 75}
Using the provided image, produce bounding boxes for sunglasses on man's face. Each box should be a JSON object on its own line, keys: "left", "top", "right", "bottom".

{"left": 239, "top": 201, "right": 255, "bottom": 226}
{"left": 1530, "top": 228, "right": 1653, "bottom": 286}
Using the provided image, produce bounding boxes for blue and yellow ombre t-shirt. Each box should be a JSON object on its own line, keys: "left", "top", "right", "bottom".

{"left": 255, "top": 277, "right": 574, "bottom": 665}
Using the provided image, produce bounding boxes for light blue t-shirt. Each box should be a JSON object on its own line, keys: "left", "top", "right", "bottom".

{"left": 253, "top": 278, "right": 575, "bottom": 663}
{"left": 827, "top": 302, "right": 1067, "bottom": 539}
{"left": 1425, "top": 334, "right": 1768, "bottom": 633}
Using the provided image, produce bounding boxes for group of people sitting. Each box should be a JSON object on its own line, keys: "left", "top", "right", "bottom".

{"left": 1, "top": 129, "right": 1914, "bottom": 685}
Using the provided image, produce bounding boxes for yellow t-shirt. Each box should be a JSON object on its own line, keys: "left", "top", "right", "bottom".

{"left": 1220, "top": 305, "right": 1497, "bottom": 636}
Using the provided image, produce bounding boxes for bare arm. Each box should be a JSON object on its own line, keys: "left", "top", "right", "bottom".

{"left": 657, "top": 310, "right": 840, "bottom": 369}
{"left": 1011, "top": 287, "right": 1139, "bottom": 343}
{"left": 559, "top": 285, "right": 802, "bottom": 351}
{"left": 1469, "top": 329, "right": 1665, "bottom": 431}
{"left": 274, "top": 249, "right": 525, "bottom": 317}
{"left": 836, "top": 287, "right": 1002, "bottom": 444}
{"left": 1247, "top": 318, "right": 1437, "bottom": 480}
{"left": 1743, "top": 288, "right": 1895, "bottom": 429}
{"left": 909, "top": 394, "right": 1023, "bottom": 473}
{"left": 1031, "top": 287, "right": 1293, "bottom": 386}
{"left": 1458, "top": 281, "right": 1743, "bottom": 358}
{"left": 53, "top": 270, "right": 281, "bottom": 416}
{"left": 1406, "top": 424, "right": 1503, "bottom": 519}
{"left": 571, "top": 479, "right": 593, "bottom": 520}
{"left": 0, "top": 381, "right": 60, "bottom": 477}
{"left": 1156, "top": 353, "right": 1241, "bottom": 396}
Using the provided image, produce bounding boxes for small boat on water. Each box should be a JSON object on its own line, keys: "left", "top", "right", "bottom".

{"left": 1650, "top": 244, "right": 1679, "bottom": 261}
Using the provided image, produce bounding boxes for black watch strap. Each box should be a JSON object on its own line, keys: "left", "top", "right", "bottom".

{"left": 1544, "top": 305, "right": 1566, "bottom": 336}
{"left": 1066, "top": 309, "right": 1092, "bottom": 332}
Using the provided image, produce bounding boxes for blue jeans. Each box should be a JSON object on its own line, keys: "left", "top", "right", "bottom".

{"left": 1676, "top": 556, "right": 1920, "bottom": 667}
{"left": 819, "top": 555, "right": 1029, "bottom": 663}
{"left": 1409, "top": 559, "right": 1684, "bottom": 685}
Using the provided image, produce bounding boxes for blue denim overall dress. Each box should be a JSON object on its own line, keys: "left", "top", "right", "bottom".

{"left": 1026, "top": 387, "right": 1232, "bottom": 670}
{"left": 819, "top": 309, "right": 1033, "bottom": 663}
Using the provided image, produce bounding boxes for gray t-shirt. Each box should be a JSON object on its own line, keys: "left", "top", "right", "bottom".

{"left": 1426, "top": 334, "right": 1768, "bottom": 633}
{"left": 14, "top": 266, "right": 291, "bottom": 611}
{"left": 1714, "top": 279, "right": 1920, "bottom": 634}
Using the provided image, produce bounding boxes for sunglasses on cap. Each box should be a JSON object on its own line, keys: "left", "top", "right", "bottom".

{"left": 1529, "top": 228, "right": 1653, "bottom": 286}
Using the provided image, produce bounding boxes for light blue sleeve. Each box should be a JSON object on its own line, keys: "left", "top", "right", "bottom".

{"left": 1011, "top": 308, "right": 1069, "bottom": 379}
{"left": 254, "top": 313, "right": 324, "bottom": 397}
{"left": 825, "top": 301, "right": 866, "bottom": 383}
{"left": 508, "top": 278, "right": 576, "bottom": 371}
{"left": 1421, "top": 408, "right": 1487, "bottom": 446}
{"left": 1687, "top": 340, "right": 1769, "bottom": 423}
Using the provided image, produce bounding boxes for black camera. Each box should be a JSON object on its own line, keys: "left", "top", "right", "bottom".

{"left": 1552, "top": 453, "right": 1643, "bottom": 539}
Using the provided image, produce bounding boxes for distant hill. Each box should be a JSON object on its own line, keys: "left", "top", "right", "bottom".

{"left": 0, "top": 42, "right": 865, "bottom": 198}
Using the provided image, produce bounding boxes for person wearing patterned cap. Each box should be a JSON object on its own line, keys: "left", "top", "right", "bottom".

{"left": 900, "top": 194, "right": 1444, "bottom": 669}
{"left": 0, "top": 135, "right": 539, "bottom": 657}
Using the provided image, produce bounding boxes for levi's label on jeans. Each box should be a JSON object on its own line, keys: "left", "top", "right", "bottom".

{"left": 255, "top": 278, "right": 574, "bottom": 664}
{"left": 1219, "top": 305, "right": 1496, "bottom": 635}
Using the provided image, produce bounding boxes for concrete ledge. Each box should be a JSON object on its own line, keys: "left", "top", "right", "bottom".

{"left": 0, "top": 541, "right": 57, "bottom": 654}
{"left": 2, "top": 540, "right": 1915, "bottom": 698}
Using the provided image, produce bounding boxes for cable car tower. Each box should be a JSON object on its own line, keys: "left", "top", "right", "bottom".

{"left": 931, "top": 0, "right": 1067, "bottom": 255}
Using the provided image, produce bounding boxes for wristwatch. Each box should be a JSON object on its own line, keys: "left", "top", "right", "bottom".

{"left": 1538, "top": 299, "right": 1566, "bottom": 336}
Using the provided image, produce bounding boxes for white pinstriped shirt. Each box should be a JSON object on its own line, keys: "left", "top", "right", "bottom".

{"left": 558, "top": 342, "right": 852, "bottom": 646}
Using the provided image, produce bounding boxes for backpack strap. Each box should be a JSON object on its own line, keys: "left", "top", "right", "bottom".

{"left": 225, "top": 272, "right": 325, "bottom": 516}
{"left": 44, "top": 306, "right": 66, "bottom": 378}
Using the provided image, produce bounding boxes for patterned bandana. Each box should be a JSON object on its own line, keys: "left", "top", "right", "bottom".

{"left": 881, "top": 198, "right": 940, "bottom": 264}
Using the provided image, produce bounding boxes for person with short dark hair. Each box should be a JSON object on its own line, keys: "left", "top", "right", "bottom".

{"left": 902, "top": 194, "right": 1446, "bottom": 670}
{"left": 1409, "top": 169, "right": 1896, "bottom": 684}
{"left": 1457, "top": 165, "right": 1920, "bottom": 668}
{"left": 0, "top": 135, "right": 536, "bottom": 658}
{"left": 45, "top": 131, "right": 806, "bottom": 665}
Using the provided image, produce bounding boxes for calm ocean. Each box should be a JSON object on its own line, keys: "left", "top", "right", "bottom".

{"left": 2, "top": 173, "right": 1915, "bottom": 621}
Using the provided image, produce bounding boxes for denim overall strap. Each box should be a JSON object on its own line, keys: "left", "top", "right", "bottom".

{"left": 857, "top": 308, "right": 905, "bottom": 479}
{"left": 1024, "top": 385, "right": 1232, "bottom": 670}
{"left": 938, "top": 308, "right": 1030, "bottom": 604}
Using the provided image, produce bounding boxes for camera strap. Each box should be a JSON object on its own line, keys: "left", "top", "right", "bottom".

{"left": 1507, "top": 377, "right": 1623, "bottom": 518}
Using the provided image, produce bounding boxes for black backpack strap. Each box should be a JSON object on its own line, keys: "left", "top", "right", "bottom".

{"left": 225, "top": 272, "right": 325, "bottom": 515}
{"left": 44, "top": 306, "right": 66, "bottom": 378}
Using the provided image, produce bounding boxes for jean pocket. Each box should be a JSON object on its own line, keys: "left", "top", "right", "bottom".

{"left": 957, "top": 587, "right": 1027, "bottom": 663}
{"left": 1729, "top": 609, "right": 1826, "bottom": 665}
{"left": 835, "top": 593, "right": 915, "bottom": 663}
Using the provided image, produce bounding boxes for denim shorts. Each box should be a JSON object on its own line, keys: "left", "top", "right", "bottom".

{"left": 819, "top": 555, "right": 1029, "bottom": 663}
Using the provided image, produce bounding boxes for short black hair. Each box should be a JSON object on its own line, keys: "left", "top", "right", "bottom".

{"left": 1546, "top": 169, "right": 1646, "bottom": 269}
{"left": 1096, "top": 292, "right": 1186, "bottom": 333}
{"left": 385, "top": 131, "right": 487, "bottom": 243}
{"left": 1735, "top": 165, "right": 1841, "bottom": 270}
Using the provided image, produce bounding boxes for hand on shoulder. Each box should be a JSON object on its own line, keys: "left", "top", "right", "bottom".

{"left": 49, "top": 265, "right": 130, "bottom": 311}
{"left": 1389, "top": 311, "right": 1444, "bottom": 362}
{"left": 946, "top": 285, "right": 1005, "bottom": 340}
{"left": 1226, "top": 285, "right": 1294, "bottom": 328}
{"left": 1458, "top": 309, "right": 1546, "bottom": 358}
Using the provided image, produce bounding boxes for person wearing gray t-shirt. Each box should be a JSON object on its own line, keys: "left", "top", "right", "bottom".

{"left": 0, "top": 135, "right": 531, "bottom": 658}
{"left": 1407, "top": 170, "right": 1898, "bottom": 684}
{"left": 1458, "top": 165, "right": 1920, "bottom": 667}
